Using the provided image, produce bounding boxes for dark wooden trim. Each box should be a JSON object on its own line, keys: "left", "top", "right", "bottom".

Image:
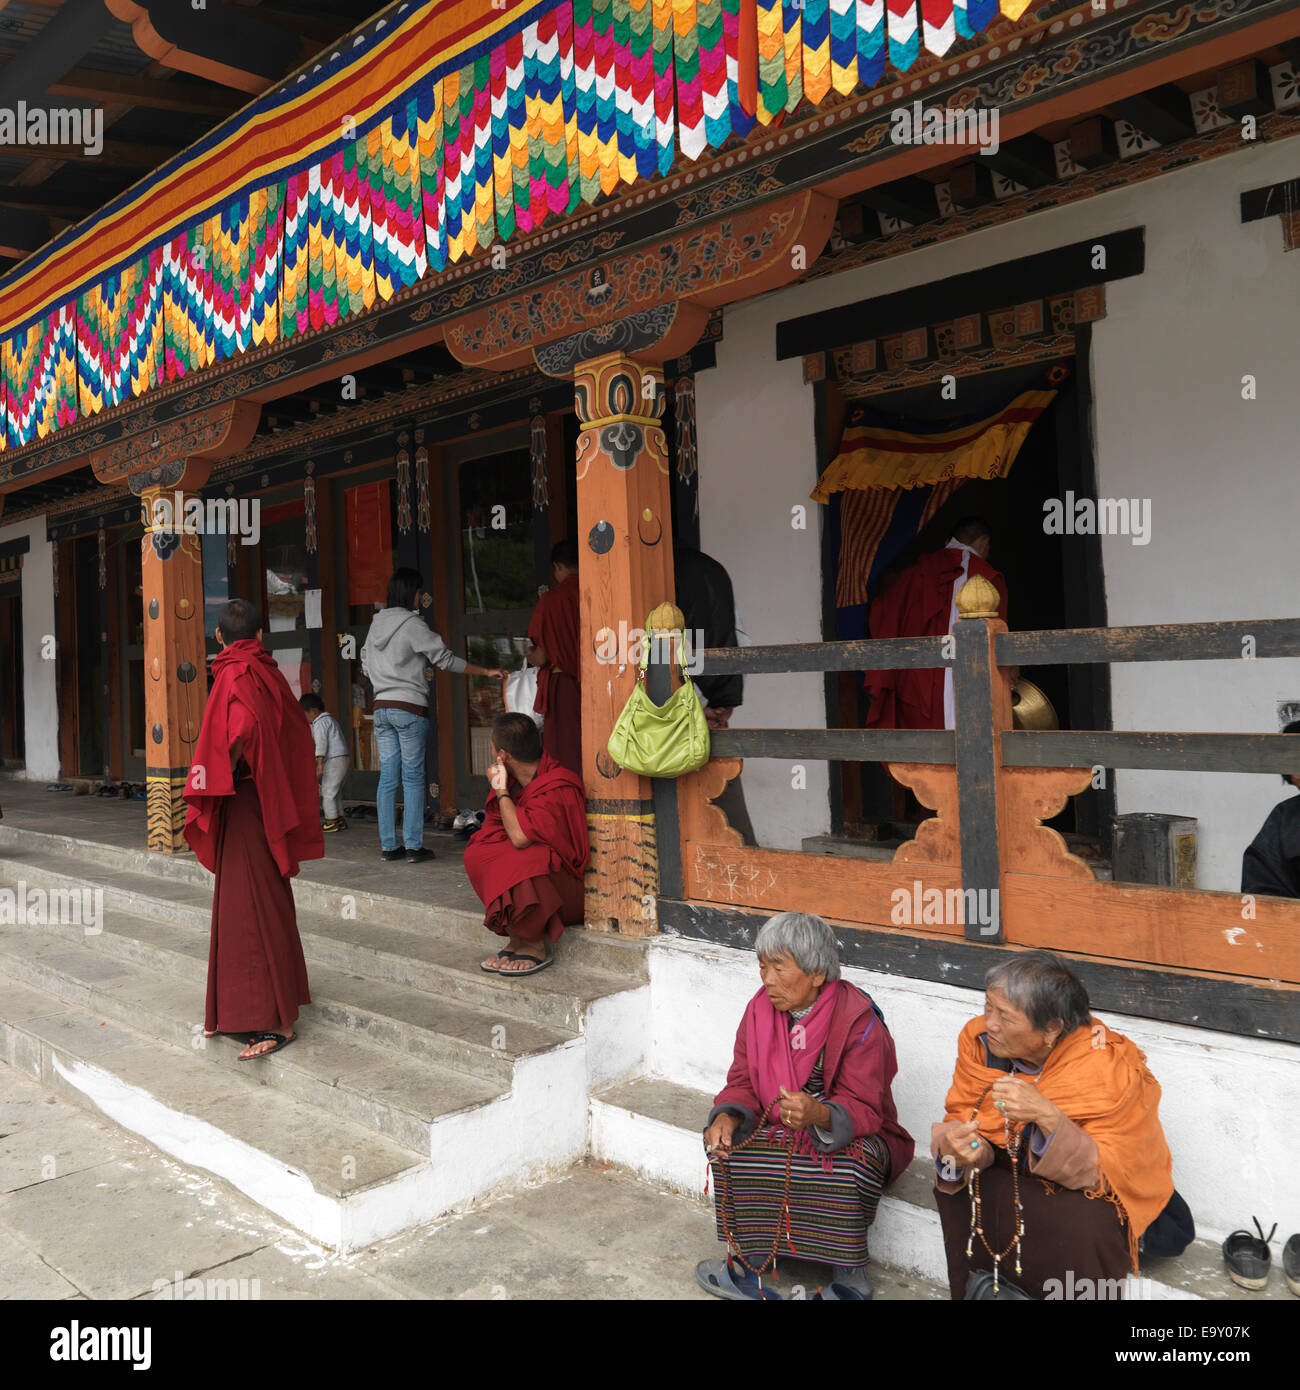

{"left": 953, "top": 616, "right": 1003, "bottom": 942}
{"left": 1240, "top": 175, "right": 1300, "bottom": 223}
{"left": 1003, "top": 730, "right": 1300, "bottom": 774}
{"left": 316, "top": 477, "right": 340, "bottom": 730}
{"left": 711, "top": 728, "right": 953, "bottom": 762}
{"left": 814, "top": 377, "right": 843, "bottom": 836}
{"left": 656, "top": 899, "right": 1300, "bottom": 1044}
{"left": 0, "top": 535, "right": 30, "bottom": 561}
{"left": 702, "top": 635, "right": 949, "bottom": 674}
{"left": 998, "top": 617, "right": 1300, "bottom": 666}
{"left": 1055, "top": 324, "right": 1112, "bottom": 851}
{"left": 646, "top": 646, "right": 684, "bottom": 901}
{"left": 775, "top": 228, "right": 1146, "bottom": 360}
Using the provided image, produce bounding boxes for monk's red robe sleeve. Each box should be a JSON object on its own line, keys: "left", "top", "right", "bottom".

{"left": 228, "top": 693, "right": 259, "bottom": 770}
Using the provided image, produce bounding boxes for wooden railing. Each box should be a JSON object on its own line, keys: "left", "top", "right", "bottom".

{"left": 649, "top": 579, "right": 1300, "bottom": 1043}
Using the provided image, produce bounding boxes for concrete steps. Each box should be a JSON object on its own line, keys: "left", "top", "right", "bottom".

{"left": 589, "top": 1075, "right": 1283, "bottom": 1302}
{"left": 0, "top": 824, "right": 650, "bottom": 1251}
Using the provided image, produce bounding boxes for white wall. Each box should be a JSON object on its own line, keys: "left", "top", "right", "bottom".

{"left": 649, "top": 934, "right": 1298, "bottom": 1247}
{"left": 695, "top": 324, "right": 830, "bottom": 850}
{"left": 696, "top": 131, "right": 1300, "bottom": 885}
{"left": 0, "top": 515, "right": 58, "bottom": 781}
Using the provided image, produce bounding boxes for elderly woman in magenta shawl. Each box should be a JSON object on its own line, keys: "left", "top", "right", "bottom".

{"left": 931, "top": 952, "right": 1174, "bottom": 1300}
{"left": 697, "top": 912, "right": 914, "bottom": 1301}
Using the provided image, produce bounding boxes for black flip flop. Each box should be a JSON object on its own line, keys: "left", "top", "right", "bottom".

{"left": 237, "top": 1031, "right": 295, "bottom": 1060}
{"left": 1222, "top": 1217, "right": 1276, "bottom": 1290}
{"left": 480, "top": 951, "right": 509, "bottom": 974}
{"left": 495, "top": 950, "right": 552, "bottom": 977}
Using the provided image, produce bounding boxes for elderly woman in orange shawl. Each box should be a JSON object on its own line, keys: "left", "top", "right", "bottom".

{"left": 931, "top": 952, "right": 1173, "bottom": 1300}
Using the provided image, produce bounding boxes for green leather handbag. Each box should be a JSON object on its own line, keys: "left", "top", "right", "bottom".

{"left": 606, "top": 619, "right": 710, "bottom": 777}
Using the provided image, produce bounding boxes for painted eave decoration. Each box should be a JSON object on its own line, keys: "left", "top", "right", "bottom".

{"left": 0, "top": 0, "right": 1031, "bottom": 452}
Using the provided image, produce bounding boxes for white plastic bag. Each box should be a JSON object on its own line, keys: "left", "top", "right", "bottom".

{"left": 503, "top": 666, "right": 543, "bottom": 731}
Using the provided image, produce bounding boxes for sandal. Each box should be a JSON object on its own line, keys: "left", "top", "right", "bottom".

{"left": 494, "top": 950, "right": 552, "bottom": 977}
{"left": 1222, "top": 1217, "right": 1276, "bottom": 1290}
{"left": 694, "top": 1258, "right": 781, "bottom": 1301}
{"left": 480, "top": 951, "right": 509, "bottom": 974}
{"left": 237, "top": 1031, "right": 296, "bottom": 1061}
{"left": 810, "top": 1281, "right": 872, "bottom": 1301}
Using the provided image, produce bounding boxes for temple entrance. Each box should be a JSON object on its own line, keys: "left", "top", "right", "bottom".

{"left": 825, "top": 358, "right": 1113, "bottom": 856}
{"left": 437, "top": 419, "right": 579, "bottom": 809}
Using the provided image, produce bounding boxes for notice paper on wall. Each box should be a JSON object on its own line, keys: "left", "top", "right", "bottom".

{"left": 304, "top": 588, "right": 323, "bottom": 629}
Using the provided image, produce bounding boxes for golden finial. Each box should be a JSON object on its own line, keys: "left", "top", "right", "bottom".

{"left": 955, "top": 575, "right": 1000, "bottom": 619}
{"left": 648, "top": 601, "right": 685, "bottom": 631}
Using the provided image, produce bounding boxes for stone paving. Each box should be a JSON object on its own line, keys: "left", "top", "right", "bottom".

{"left": 0, "top": 1062, "right": 945, "bottom": 1302}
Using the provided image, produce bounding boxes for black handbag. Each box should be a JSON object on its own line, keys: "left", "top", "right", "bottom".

{"left": 963, "top": 1269, "right": 1034, "bottom": 1301}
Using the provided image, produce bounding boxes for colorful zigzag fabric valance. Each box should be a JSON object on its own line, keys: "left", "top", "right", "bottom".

{"left": 0, "top": 0, "right": 1021, "bottom": 452}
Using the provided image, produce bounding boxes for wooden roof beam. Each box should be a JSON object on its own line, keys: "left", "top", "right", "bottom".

{"left": 48, "top": 67, "right": 244, "bottom": 117}
{"left": 1110, "top": 84, "right": 1197, "bottom": 144}
{"left": 4, "top": 138, "right": 177, "bottom": 165}
{"left": 0, "top": 206, "right": 56, "bottom": 258}
{"left": 104, "top": 0, "right": 311, "bottom": 94}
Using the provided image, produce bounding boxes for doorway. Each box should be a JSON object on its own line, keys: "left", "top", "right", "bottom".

{"left": 828, "top": 358, "right": 1112, "bottom": 847}
{"left": 0, "top": 587, "right": 23, "bottom": 765}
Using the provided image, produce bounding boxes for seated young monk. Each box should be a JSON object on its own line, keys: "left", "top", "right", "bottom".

{"left": 184, "top": 599, "right": 323, "bottom": 1060}
{"left": 465, "top": 711, "right": 589, "bottom": 977}
{"left": 931, "top": 952, "right": 1174, "bottom": 1300}
{"left": 698, "top": 912, "right": 914, "bottom": 1301}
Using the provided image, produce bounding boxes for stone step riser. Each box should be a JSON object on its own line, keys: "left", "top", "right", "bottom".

{"left": 0, "top": 999, "right": 588, "bottom": 1253}
{"left": 0, "top": 942, "right": 208, "bottom": 1053}
{"left": 0, "top": 849, "right": 642, "bottom": 986}
{"left": 0, "top": 930, "right": 515, "bottom": 1102}
{"left": 0, "top": 1017, "right": 421, "bottom": 1252}
{"left": 306, "top": 994, "right": 515, "bottom": 1086}
{"left": 292, "top": 932, "right": 589, "bottom": 1032}
{"left": 0, "top": 858, "right": 616, "bottom": 1033}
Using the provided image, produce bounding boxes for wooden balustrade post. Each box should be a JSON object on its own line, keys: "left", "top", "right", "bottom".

{"left": 574, "top": 353, "right": 676, "bottom": 934}
{"left": 953, "top": 575, "right": 1013, "bottom": 942}
{"left": 139, "top": 460, "right": 212, "bottom": 852}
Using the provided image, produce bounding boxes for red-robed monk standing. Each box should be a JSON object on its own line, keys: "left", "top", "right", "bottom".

{"left": 864, "top": 517, "right": 1009, "bottom": 731}
{"left": 467, "top": 712, "right": 589, "bottom": 977}
{"left": 184, "top": 598, "right": 323, "bottom": 1061}
{"left": 525, "top": 539, "right": 581, "bottom": 775}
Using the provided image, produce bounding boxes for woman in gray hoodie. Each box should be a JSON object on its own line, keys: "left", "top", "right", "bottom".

{"left": 361, "top": 568, "right": 505, "bottom": 862}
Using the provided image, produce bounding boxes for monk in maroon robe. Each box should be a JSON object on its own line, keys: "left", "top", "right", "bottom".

{"left": 184, "top": 599, "right": 323, "bottom": 1060}
{"left": 864, "top": 518, "right": 1008, "bottom": 730}
{"left": 466, "top": 711, "right": 589, "bottom": 976}
{"left": 526, "top": 539, "right": 582, "bottom": 776}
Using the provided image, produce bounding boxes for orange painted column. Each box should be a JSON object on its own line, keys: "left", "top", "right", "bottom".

{"left": 575, "top": 353, "right": 676, "bottom": 934}
{"left": 139, "top": 463, "right": 211, "bottom": 852}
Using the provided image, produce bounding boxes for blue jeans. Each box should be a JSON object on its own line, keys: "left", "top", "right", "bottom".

{"left": 373, "top": 708, "right": 428, "bottom": 851}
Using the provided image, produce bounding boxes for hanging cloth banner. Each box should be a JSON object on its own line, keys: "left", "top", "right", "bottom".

{"left": 815, "top": 366, "right": 1067, "bottom": 629}
{"left": 810, "top": 383, "right": 1059, "bottom": 502}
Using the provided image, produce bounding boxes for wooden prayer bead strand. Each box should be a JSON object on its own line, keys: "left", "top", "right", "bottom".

{"left": 710, "top": 1098, "right": 799, "bottom": 1284}
{"left": 964, "top": 1084, "right": 1027, "bottom": 1293}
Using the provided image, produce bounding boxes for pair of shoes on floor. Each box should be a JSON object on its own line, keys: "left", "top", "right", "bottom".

{"left": 1222, "top": 1217, "right": 1300, "bottom": 1295}
{"left": 322, "top": 817, "right": 348, "bottom": 832}
{"left": 379, "top": 846, "right": 436, "bottom": 863}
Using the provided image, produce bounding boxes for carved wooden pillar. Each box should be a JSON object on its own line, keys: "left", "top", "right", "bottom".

{"left": 575, "top": 352, "right": 676, "bottom": 934}
{"left": 139, "top": 461, "right": 212, "bottom": 852}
